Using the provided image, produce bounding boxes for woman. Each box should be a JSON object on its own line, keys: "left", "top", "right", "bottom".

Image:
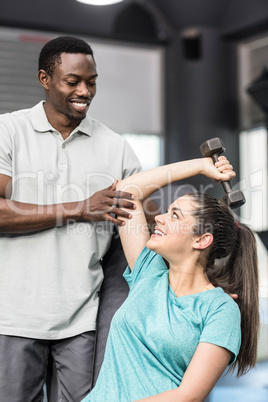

{"left": 83, "top": 156, "right": 259, "bottom": 402}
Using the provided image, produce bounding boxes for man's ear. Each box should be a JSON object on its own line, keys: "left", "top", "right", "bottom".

{"left": 38, "top": 69, "right": 50, "bottom": 90}
{"left": 193, "top": 233, "right": 213, "bottom": 250}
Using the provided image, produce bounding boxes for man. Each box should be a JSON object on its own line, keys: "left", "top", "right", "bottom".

{"left": 0, "top": 36, "right": 145, "bottom": 402}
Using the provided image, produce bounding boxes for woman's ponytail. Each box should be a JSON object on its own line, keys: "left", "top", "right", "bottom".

{"left": 190, "top": 192, "right": 260, "bottom": 376}
{"left": 227, "top": 223, "right": 259, "bottom": 376}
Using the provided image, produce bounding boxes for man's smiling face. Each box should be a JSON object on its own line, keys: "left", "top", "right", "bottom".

{"left": 44, "top": 52, "right": 98, "bottom": 124}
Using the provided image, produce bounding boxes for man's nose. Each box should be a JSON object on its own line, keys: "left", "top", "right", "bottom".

{"left": 77, "top": 82, "right": 91, "bottom": 97}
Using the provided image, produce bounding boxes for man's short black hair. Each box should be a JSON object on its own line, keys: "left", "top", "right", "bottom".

{"left": 38, "top": 36, "right": 94, "bottom": 77}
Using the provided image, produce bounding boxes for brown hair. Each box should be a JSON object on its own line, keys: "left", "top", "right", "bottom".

{"left": 189, "top": 192, "right": 259, "bottom": 376}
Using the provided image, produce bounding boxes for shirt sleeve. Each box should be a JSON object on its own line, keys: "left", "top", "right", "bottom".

{"left": 121, "top": 138, "right": 142, "bottom": 179}
{"left": 123, "top": 247, "right": 168, "bottom": 292}
{"left": 0, "top": 119, "right": 12, "bottom": 177}
{"left": 200, "top": 296, "right": 241, "bottom": 364}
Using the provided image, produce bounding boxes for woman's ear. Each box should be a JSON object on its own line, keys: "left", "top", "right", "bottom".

{"left": 38, "top": 69, "right": 50, "bottom": 90}
{"left": 193, "top": 233, "right": 213, "bottom": 250}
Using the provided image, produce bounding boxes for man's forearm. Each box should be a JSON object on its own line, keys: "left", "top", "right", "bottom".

{"left": 0, "top": 198, "right": 82, "bottom": 233}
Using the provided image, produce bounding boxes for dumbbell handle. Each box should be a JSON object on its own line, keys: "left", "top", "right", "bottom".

{"left": 210, "top": 153, "right": 233, "bottom": 194}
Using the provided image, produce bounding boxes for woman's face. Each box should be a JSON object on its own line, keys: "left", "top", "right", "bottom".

{"left": 146, "top": 195, "right": 199, "bottom": 260}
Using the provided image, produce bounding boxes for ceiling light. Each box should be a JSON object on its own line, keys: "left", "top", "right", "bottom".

{"left": 76, "top": 0, "right": 124, "bottom": 5}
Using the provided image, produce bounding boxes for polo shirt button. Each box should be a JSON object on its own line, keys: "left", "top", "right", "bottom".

{"left": 59, "top": 164, "right": 67, "bottom": 170}
{"left": 62, "top": 143, "right": 65, "bottom": 148}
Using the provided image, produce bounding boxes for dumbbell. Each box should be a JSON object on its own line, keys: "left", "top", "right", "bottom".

{"left": 200, "top": 137, "right": 246, "bottom": 209}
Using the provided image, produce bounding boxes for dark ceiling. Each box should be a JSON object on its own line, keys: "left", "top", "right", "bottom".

{"left": 1, "top": 0, "right": 268, "bottom": 44}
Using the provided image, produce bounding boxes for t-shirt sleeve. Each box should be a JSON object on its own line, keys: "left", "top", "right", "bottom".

{"left": 121, "top": 138, "right": 142, "bottom": 178}
{"left": 200, "top": 296, "right": 241, "bottom": 364}
{"left": 0, "top": 120, "right": 12, "bottom": 177}
{"left": 123, "top": 247, "right": 168, "bottom": 291}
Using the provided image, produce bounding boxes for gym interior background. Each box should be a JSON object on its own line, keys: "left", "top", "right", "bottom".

{"left": 0, "top": 0, "right": 267, "bottom": 400}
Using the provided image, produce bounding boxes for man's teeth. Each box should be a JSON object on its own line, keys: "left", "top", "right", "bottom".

{"left": 154, "top": 229, "right": 164, "bottom": 236}
{"left": 73, "top": 102, "right": 87, "bottom": 107}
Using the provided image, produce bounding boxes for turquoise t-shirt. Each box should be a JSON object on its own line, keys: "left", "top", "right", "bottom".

{"left": 82, "top": 247, "right": 241, "bottom": 402}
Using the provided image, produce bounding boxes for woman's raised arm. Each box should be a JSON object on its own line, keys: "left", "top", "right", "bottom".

{"left": 116, "top": 156, "right": 235, "bottom": 270}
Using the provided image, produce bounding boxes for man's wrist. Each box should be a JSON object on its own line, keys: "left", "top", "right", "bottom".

{"left": 59, "top": 200, "right": 85, "bottom": 224}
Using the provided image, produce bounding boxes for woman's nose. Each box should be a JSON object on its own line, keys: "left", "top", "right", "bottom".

{"left": 155, "top": 213, "right": 166, "bottom": 224}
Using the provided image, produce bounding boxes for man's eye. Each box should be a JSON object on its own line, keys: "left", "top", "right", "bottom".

{"left": 88, "top": 81, "right": 96, "bottom": 87}
{"left": 67, "top": 81, "right": 77, "bottom": 86}
{"left": 172, "top": 212, "right": 178, "bottom": 219}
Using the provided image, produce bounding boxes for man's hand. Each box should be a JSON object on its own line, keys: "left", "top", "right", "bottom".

{"left": 81, "top": 181, "right": 136, "bottom": 226}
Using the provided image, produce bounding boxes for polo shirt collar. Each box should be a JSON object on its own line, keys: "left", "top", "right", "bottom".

{"left": 31, "top": 101, "right": 93, "bottom": 137}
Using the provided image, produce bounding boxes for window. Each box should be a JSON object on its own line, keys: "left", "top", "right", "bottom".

{"left": 239, "top": 127, "right": 268, "bottom": 232}
{"left": 121, "top": 133, "right": 162, "bottom": 169}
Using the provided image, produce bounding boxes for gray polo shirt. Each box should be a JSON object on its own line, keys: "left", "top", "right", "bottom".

{"left": 0, "top": 101, "right": 141, "bottom": 339}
